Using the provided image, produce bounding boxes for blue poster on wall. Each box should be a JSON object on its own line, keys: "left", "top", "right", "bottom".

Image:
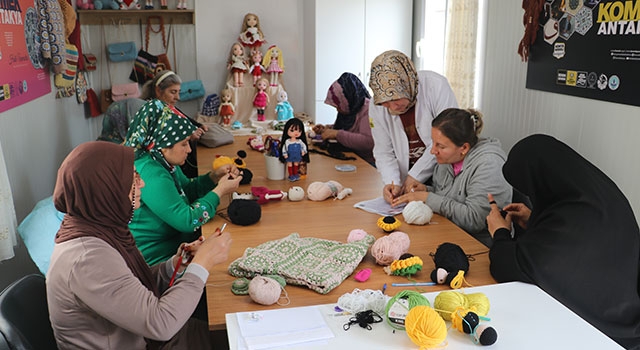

{"left": 525, "top": 0, "right": 640, "bottom": 107}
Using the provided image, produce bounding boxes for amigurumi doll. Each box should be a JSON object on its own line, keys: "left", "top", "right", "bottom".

{"left": 430, "top": 242, "right": 470, "bottom": 289}
{"left": 306, "top": 180, "right": 352, "bottom": 201}
{"left": 94, "top": 0, "right": 119, "bottom": 9}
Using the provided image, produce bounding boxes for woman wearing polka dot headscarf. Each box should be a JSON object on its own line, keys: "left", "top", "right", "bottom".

{"left": 125, "top": 71, "right": 242, "bottom": 266}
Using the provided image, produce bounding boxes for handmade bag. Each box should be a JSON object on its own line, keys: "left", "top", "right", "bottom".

{"left": 100, "top": 89, "right": 113, "bottom": 113}
{"left": 129, "top": 49, "right": 158, "bottom": 83}
{"left": 198, "top": 123, "right": 234, "bottom": 148}
{"left": 179, "top": 80, "right": 205, "bottom": 101}
{"left": 86, "top": 88, "right": 102, "bottom": 117}
{"left": 201, "top": 93, "right": 220, "bottom": 116}
{"left": 106, "top": 41, "right": 137, "bottom": 62}
{"left": 54, "top": 43, "right": 79, "bottom": 88}
{"left": 111, "top": 82, "right": 140, "bottom": 101}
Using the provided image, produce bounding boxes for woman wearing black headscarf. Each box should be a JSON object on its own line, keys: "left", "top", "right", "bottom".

{"left": 486, "top": 134, "right": 640, "bottom": 349}
{"left": 312, "top": 72, "right": 375, "bottom": 165}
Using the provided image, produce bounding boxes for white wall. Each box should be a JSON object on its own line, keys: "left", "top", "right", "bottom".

{"left": 479, "top": 0, "right": 640, "bottom": 220}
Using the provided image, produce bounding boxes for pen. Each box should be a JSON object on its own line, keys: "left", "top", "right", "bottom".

{"left": 382, "top": 283, "right": 387, "bottom": 294}
{"left": 391, "top": 282, "right": 436, "bottom": 287}
{"left": 391, "top": 181, "right": 395, "bottom": 200}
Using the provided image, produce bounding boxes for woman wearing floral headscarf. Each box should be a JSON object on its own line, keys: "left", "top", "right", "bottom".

{"left": 313, "top": 72, "right": 375, "bottom": 165}
{"left": 368, "top": 50, "right": 458, "bottom": 204}
{"left": 125, "top": 72, "right": 242, "bottom": 266}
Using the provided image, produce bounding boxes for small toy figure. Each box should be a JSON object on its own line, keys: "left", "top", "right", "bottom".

{"left": 117, "top": 0, "right": 140, "bottom": 10}
{"left": 239, "top": 13, "right": 265, "bottom": 48}
{"left": 275, "top": 90, "right": 294, "bottom": 121}
{"left": 159, "top": 0, "right": 166, "bottom": 9}
{"left": 218, "top": 88, "right": 235, "bottom": 127}
{"left": 77, "top": 0, "right": 95, "bottom": 10}
{"left": 247, "top": 135, "right": 264, "bottom": 152}
{"left": 143, "top": 0, "right": 152, "bottom": 9}
{"left": 279, "top": 118, "right": 310, "bottom": 181}
{"left": 227, "top": 43, "right": 249, "bottom": 87}
{"left": 249, "top": 49, "right": 266, "bottom": 86}
{"left": 176, "top": 0, "right": 186, "bottom": 9}
{"left": 253, "top": 78, "right": 270, "bottom": 122}
{"left": 262, "top": 45, "right": 284, "bottom": 87}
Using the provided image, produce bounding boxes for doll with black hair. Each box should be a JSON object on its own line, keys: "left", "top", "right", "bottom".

{"left": 279, "top": 118, "right": 310, "bottom": 181}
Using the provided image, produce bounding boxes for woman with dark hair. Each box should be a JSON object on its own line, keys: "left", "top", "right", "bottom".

{"left": 392, "top": 108, "right": 511, "bottom": 244}
{"left": 486, "top": 134, "right": 640, "bottom": 349}
{"left": 47, "top": 141, "right": 232, "bottom": 349}
{"left": 313, "top": 72, "right": 375, "bottom": 165}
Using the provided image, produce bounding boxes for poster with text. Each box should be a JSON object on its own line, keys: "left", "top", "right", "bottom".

{"left": 526, "top": 0, "right": 639, "bottom": 107}
{"left": 0, "top": 0, "right": 51, "bottom": 114}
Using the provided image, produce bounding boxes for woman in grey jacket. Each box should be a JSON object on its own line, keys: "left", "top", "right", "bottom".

{"left": 392, "top": 108, "right": 511, "bottom": 244}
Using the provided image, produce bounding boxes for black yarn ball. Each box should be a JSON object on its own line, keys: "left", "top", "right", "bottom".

{"left": 227, "top": 199, "right": 261, "bottom": 226}
{"left": 430, "top": 242, "right": 470, "bottom": 285}
{"left": 239, "top": 168, "right": 253, "bottom": 184}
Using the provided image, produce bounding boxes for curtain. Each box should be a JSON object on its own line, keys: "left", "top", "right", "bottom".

{"left": 0, "top": 141, "right": 17, "bottom": 261}
{"left": 444, "top": 0, "right": 479, "bottom": 109}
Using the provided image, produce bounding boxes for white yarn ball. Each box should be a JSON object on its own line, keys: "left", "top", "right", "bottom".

{"left": 288, "top": 186, "right": 305, "bottom": 201}
{"left": 248, "top": 276, "right": 282, "bottom": 305}
{"left": 402, "top": 201, "right": 433, "bottom": 225}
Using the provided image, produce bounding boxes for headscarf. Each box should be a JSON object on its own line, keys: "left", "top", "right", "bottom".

{"left": 368, "top": 50, "right": 418, "bottom": 110}
{"left": 53, "top": 141, "right": 159, "bottom": 297}
{"left": 324, "top": 72, "right": 371, "bottom": 131}
{"left": 497, "top": 134, "right": 640, "bottom": 348}
{"left": 124, "top": 99, "right": 197, "bottom": 170}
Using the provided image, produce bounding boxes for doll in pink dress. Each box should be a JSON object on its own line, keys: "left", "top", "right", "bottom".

{"left": 253, "top": 78, "right": 270, "bottom": 122}
{"left": 262, "top": 45, "right": 284, "bottom": 87}
{"left": 249, "top": 49, "right": 266, "bottom": 86}
{"left": 218, "top": 88, "right": 235, "bottom": 127}
{"left": 239, "top": 13, "right": 265, "bottom": 48}
{"left": 227, "top": 43, "right": 249, "bottom": 87}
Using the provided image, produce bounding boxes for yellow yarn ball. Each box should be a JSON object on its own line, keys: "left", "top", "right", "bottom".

{"left": 405, "top": 305, "right": 448, "bottom": 349}
{"left": 433, "top": 291, "right": 490, "bottom": 321}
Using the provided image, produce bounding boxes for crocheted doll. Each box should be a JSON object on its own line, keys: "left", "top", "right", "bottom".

{"left": 251, "top": 186, "right": 287, "bottom": 205}
{"left": 239, "top": 13, "right": 265, "bottom": 48}
{"left": 307, "top": 180, "right": 352, "bottom": 201}
{"left": 218, "top": 88, "right": 235, "bottom": 127}
{"left": 275, "top": 90, "right": 294, "bottom": 121}
{"left": 227, "top": 43, "right": 249, "bottom": 87}
{"left": 430, "top": 242, "right": 470, "bottom": 289}
{"left": 262, "top": 45, "right": 284, "bottom": 87}
{"left": 253, "top": 78, "right": 270, "bottom": 121}
{"left": 279, "top": 118, "right": 309, "bottom": 181}
{"left": 117, "top": 0, "right": 140, "bottom": 10}
{"left": 249, "top": 49, "right": 266, "bottom": 86}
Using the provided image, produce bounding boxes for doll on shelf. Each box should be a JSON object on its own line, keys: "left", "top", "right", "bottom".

{"left": 239, "top": 13, "right": 265, "bottom": 48}
{"left": 279, "top": 118, "right": 310, "bottom": 182}
{"left": 218, "top": 88, "right": 235, "bottom": 127}
{"left": 262, "top": 45, "right": 284, "bottom": 87}
{"left": 227, "top": 43, "right": 249, "bottom": 87}
{"left": 176, "top": 0, "right": 186, "bottom": 9}
{"left": 275, "top": 90, "right": 294, "bottom": 121}
{"left": 253, "top": 78, "right": 270, "bottom": 122}
{"left": 144, "top": 0, "right": 152, "bottom": 9}
{"left": 249, "top": 49, "right": 266, "bottom": 86}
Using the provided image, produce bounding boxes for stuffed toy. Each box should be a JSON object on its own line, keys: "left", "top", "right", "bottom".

{"left": 287, "top": 186, "right": 304, "bottom": 201}
{"left": 212, "top": 151, "right": 252, "bottom": 185}
{"left": 94, "top": 0, "right": 118, "bottom": 9}
{"left": 117, "top": 0, "right": 141, "bottom": 9}
{"left": 247, "top": 135, "right": 264, "bottom": 152}
{"left": 430, "top": 242, "right": 470, "bottom": 289}
{"left": 306, "top": 181, "right": 352, "bottom": 201}
{"left": 251, "top": 186, "right": 287, "bottom": 205}
{"left": 77, "top": 0, "right": 94, "bottom": 9}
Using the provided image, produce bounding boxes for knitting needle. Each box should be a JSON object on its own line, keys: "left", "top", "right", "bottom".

{"left": 391, "top": 282, "right": 436, "bottom": 287}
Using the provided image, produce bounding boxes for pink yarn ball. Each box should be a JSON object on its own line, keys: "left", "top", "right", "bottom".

{"left": 348, "top": 229, "right": 368, "bottom": 242}
{"left": 371, "top": 231, "right": 410, "bottom": 265}
{"left": 248, "top": 276, "right": 282, "bottom": 305}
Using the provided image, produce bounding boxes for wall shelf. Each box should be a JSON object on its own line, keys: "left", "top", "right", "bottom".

{"left": 77, "top": 10, "right": 195, "bottom": 25}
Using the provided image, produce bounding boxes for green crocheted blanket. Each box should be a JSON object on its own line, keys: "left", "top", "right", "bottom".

{"left": 228, "top": 233, "right": 375, "bottom": 294}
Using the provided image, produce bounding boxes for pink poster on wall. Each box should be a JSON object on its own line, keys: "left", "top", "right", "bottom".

{"left": 0, "top": 0, "right": 51, "bottom": 114}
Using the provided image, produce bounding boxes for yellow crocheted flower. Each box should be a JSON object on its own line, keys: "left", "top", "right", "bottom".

{"left": 377, "top": 215, "right": 401, "bottom": 233}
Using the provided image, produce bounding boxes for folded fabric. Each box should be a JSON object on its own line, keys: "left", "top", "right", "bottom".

{"left": 228, "top": 233, "right": 375, "bottom": 294}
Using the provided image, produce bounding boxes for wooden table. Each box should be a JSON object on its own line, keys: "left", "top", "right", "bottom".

{"left": 198, "top": 135, "right": 496, "bottom": 331}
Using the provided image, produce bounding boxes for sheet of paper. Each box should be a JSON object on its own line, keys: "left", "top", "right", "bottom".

{"left": 353, "top": 197, "right": 405, "bottom": 216}
{"left": 236, "top": 306, "right": 334, "bottom": 350}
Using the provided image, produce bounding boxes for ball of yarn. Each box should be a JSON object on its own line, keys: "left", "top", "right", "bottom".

{"left": 433, "top": 291, "right": 490, "bottom": 321}
{"left": 288, "top": 186, "right": 305, "bottom": 201}
{"left": 385, "top": 290, "right": 431, "bottom": 330}
{"left": 228, "top": 199, "right": 261, "bottom": 226}
{"left": 347, "top": 229, "right": 368, "bottom": 242}
{"left": 371, "top": 231, "right": 410, "bottom": 265}
{"left": 248, "top": 275, "right": 283, "bottom": 305}
{"left": 402, "top": 201, "right": 433, "bottom": 225}
{"left": 405, "top": 305, "right": 448, "bottom": 348}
